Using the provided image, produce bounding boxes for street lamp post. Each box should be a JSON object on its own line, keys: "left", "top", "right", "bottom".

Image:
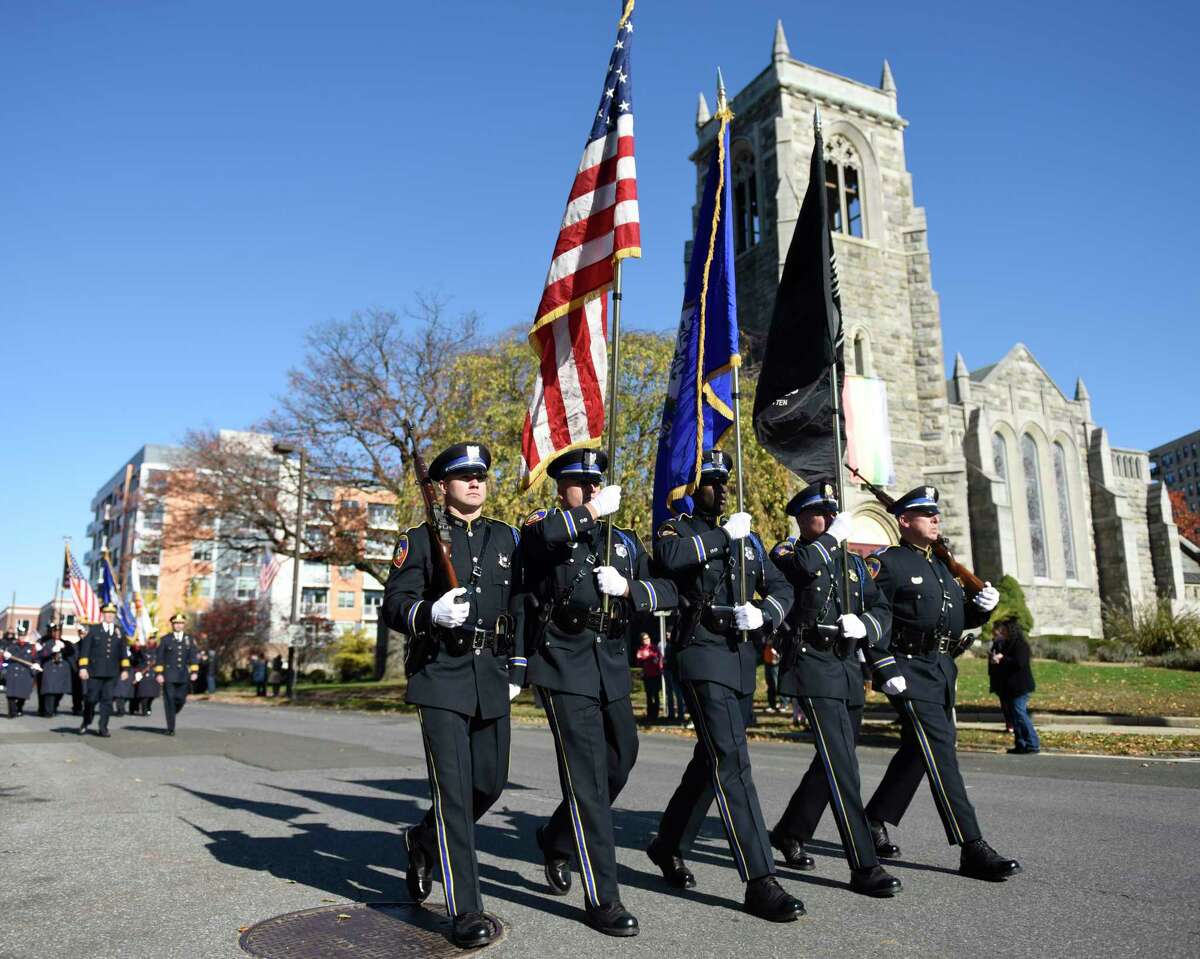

{"left": 273, "top": 442, "right": 306, "bottom": 699}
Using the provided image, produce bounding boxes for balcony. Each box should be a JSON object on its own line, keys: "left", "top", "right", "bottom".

{"left": 301, "top": 602, "right": 330, "bottom": 618}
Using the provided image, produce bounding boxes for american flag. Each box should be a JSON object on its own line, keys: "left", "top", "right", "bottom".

{"left": 65, "top": 545, "right": 101, "bottom": 624}
{"left": 519, "top": 1, "right": 640, "bottom": 487}
{"left": 259, "top": 545, "right": 283, "bottom": 594}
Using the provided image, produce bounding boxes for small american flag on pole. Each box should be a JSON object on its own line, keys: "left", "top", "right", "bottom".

{"left": 65, "top": 545, "right": 101, "bottom": 624}
{"left": 258, "top": 545, "right": 283, "bottom": 594}
{"left": 520, "top": 0, "right": 640, "bottom": 488}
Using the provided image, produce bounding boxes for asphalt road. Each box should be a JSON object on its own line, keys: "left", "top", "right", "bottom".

{"left": 1, "top": 701, "right": 1197, "bottom": 959}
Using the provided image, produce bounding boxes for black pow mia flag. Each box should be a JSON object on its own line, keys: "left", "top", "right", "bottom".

{"left": 752, "top": 116, "right": 845, "bottom": 479}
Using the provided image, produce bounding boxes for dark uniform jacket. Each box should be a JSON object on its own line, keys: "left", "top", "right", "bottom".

{"left": 770, "top": 533, "right": 899, "bottom": 703}
{"left": 155, "top": 633, "right": 200, "bottom": 682}
{"left": 988, "top": 634, "right": 1036, "bottom": 698}
{"left": 78, "top": 625, "right": 131, "bottom": 678}
{"left": 654, "top": 512, "right": 793, "bottom": 695}
{"left": 868, "top": 541, "right": 991, "bottom": 705}
{"left": 3, "top": 641, "right": 38, "bottom": 698}
{"left": 518, "top": 503, "right": 677, "bottom": 702}
{"left": 383, "top": 512, "right": 524, "bottom": 721}
{"left": 38, "top": 639, "right": 75, "bottom": 696}
{"left": 133, "top": 647, "right": 161, "bottom": 697}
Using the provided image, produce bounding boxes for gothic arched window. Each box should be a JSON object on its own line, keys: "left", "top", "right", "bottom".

{"left": 992, "top": 433, "right": 1010, "bottom": 506}
{"left": 1021, "top": 434, "right": 1049, "bottom": 578}
{"left": 731, "top": 141, "right": 760, "bottom": 254}
{"left": 824, "top": 134, "right": 863, "bottom": 238}
{"left": 1053, "top": 441, "right": 1079, "bottom": 580}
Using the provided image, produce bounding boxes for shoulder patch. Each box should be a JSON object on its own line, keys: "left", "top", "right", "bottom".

{"left": 524, "top": 508, "right": 548, "bottom": 526}
{"left": 865, "top": 554, "right": 881, "bottom": 579}
{"left": 771, "top": 540, "right": 795, "bottom": 559}
{"left": 655, "top": 522, "right": 680, "bottom": 540}
{"left": 392, "top": 533, "right": 410, "bottom": 569}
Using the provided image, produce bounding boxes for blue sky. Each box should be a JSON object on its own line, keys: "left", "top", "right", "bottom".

{"left": 3, "top": 0, "right": 1197, "bottom": 605}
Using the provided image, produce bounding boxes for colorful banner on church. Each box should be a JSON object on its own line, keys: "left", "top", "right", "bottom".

{"left": 843, "top": 375, "right": 895, "bottom": 487}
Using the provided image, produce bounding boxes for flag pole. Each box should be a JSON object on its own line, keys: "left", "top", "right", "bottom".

{"left": 815, "top": 107, "right": 853, "bottom": 604}
{"left": 601, "top": 260, "right": 624, "bottom": 611}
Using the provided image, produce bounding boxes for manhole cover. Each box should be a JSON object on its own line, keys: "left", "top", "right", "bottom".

{"left": 239, "top": 901, "right": 506, "bottom": 957}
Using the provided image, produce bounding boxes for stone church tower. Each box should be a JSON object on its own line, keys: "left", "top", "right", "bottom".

{"left": 692, "top": 22, "right": 970, "bottom": 561}
{"left": 694, "top": 22, "right": 1187, "bottom": 636}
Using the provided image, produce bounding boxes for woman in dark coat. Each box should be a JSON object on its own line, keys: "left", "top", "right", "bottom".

{"left": 988, "top": 618, "right": 1040, "bottom": 754}
{"left": 37, "top": 624, "right": 74, "bottom": 717}
{"left": 3, "top": 631, "right": 40, "bottom": 717}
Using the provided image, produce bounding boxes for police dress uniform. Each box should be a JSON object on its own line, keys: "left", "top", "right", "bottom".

{"left": 649, "top": 451, "right": 802, "bottom": 920}
{"left": 767, "top": 480, "right": 902, "bottom": 896}
{"left": 155, "top": 622, "right": 200, "bottom": 734}
{"left": 862, "top": 486, "right": 1021, "bottom": 881}
{"left": 78, "top": 614, "right": 131, "bottom": 735}
{"left": 132, "top": 645, "right": 161, "bottom": 715}
{"left": 37, "top": 632, "right": 75, "bottom": 717}
{"left": 112, "top": 647, "right": 136, "bottom": 715}
{"left": 518, "top": 449, "right": 676, "bottom": 933}
{"left": 381, "top": 443, "right": 524, "bottom": 943}
{"left": 3, "top": 637, "right": 38, "bottom": 717}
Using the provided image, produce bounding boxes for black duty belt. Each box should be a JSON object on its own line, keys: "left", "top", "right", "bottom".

{"left": 698, "top": 605, "right": 756, "bottom": 642}
{"left": 795, "top": 622, "right": 855, "bottom": 658}
{"left": 440, "top": 615, "right": 513, "bottom": 657}
{"left": 551, "top": 604, "right": 624, "bottom": 637}
{"left": 893, "top": 626, "right": 956, "bottom": 656}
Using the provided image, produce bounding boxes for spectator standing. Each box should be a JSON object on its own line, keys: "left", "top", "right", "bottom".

{"left": 988, "top": 618, "right": 1040, "bottom": 754}
{"left": 206, "top": 649, "right": 219, "bottom": 694}
{"left": 635, "top": 633, "right": 664, "bottom": 724}
{"left": 662, "top": 636, "right": 686, "bottom": 725}
{"left": 268, "top": 654, "right": 285, "bottom": 697}
{"left": 250, "top": 655, "right": 268, "bottom": 696}
{"left": 762, "top": 639, "right": 781, "bottom": 713}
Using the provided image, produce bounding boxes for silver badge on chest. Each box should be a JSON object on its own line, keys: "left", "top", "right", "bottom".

{"left": 614, "top": 543, "right": 628, "bottom": 558}
{"left": 744, "top": 545, "right": 756, "bottom": 562}
{"left": 497, "top": 553, "right": 510, "bottom": 569}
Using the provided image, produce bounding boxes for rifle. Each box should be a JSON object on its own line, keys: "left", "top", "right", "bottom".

{"left": 402, "top": 420, "right": 459, "bottom": 593}
{"left": 847, "top": 465, "right": 986, "bottom": 596}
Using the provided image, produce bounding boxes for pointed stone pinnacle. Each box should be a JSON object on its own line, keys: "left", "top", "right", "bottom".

{"left": 1074, "top": 377, "right": 1090, "bottom": 401}
{"left": 954, "top": 352, "right": 969, "bottom": 378}
{"left": 696, "top": 91, "right": 711, "bottom": 127}
{"left": 716, "top": 67, "right": 727, "bottom": 112}
{"left": 773, "top": 20, "right": 790, "bottom": 62}
{"left": 881, "top": 58, "right": 896, "bottom": 94}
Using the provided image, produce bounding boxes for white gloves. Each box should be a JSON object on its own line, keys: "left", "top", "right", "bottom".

{"left": 134, "top": 672, "right": 144, "bottom": 683}
{"left": 594, "top": 566, "right": 629, "bottom": 597}
{"left": 508, "top": 684, "right": 521, "bottom": 702}
{"left": 883, "top": 675, "right": 907, "bottom": 696}
{"left": 733, "top": 603, "right": 764, "bottom": 631}
{"left": 839, "top": 613, "right": 867, "bottom": 640}
{"left": 973, "top": 582, "right": 1000, "bottom": 612}
{"left": 431, "top": 587, "right": 470, "bottom": 628}
{"left": 827, "top": 511, "right": 854, "bottom": 544}
{"left": 590, "top": 485, "right": 622, "bottom": 517}
{"left": 856, "top": 649, "right": 867, "bottom": 663}
{"left": 32, "top": 663, "right": 42, "bottom": 672}
{"left": 53, "top": 641, "right": 64, "bottom": 652}
{"left": 722, "top": 511, "right": 752, "bottom": 541}
{"left": 1, "top": 651, "right": 8, "bottom": 660}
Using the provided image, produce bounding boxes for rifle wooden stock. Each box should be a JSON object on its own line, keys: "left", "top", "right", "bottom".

{"left": 847, "top": 466, "right": 986, "bottom": 596}
{"left": 402, "top": 421, "right": 459, "bottom": 593}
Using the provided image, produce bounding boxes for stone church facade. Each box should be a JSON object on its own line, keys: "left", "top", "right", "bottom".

{"left": 695, "top": 22, "right": 1185, "bottom": 635}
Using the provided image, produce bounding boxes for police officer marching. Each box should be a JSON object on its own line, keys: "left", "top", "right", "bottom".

{"left": 518, "top": 447, "right": 677, "bottom": 938}
{"left": 77, "top": 604, "right": 130, "bottom": 737}
{"left": 2, "top": 628, "right": 41, "bottom": 718}
{"left": 862, "top": 486, "right": 1022, "bottom": 882}
{"left": 646, "top": 449, "right": 805, "bottom": 922}
{"left": 37, "top": 622, "right": 75, "bottom": 718}
{"left": 155, "top": 614, "right": 199, "bottom": 735}
{"left": 383, "top": 442, "right": 524, "bottom": 950}
{"left": 766, "top": 478, "right": 903, "bottom": 897}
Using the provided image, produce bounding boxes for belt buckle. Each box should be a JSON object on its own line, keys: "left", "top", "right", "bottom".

{"left": 937, "top": 635, "right": 954, "bottom": 655}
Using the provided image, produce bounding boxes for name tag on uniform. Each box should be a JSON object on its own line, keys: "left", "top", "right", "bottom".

{"left": 911, "top": 576, "right": 924, "bottom": 584}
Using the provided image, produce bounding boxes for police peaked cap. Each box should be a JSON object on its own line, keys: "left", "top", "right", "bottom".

{"left": 100, "top": 602, "right": 118, "bottom": 613}
{"left": 548, "top": 448, "right": 608, "bottom": 481}
{"left": 700, "top": 449, "right": 733, "bottom": 481}
{"left": 169, "top": 612, "right": 188, "bottom": 625}
{"left": 786, "top": 477, "right": 839, "bottom": 516}
{"left": 429, "top": 442, "right": 491, "bottom": 480}
{"left": 890, "top": 485, "right": 940, "bottom": 516}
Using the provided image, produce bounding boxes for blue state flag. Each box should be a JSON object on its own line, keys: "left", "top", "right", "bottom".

{"left": 652, "top": 107, "right": 739, "bottom": 529}
{"left": 100, "top": 555, "right": 138, "bottom": 637}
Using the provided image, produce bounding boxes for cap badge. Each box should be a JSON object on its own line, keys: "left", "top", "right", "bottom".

{"left": 925, "top": 486, "right": 935, "bottom": 500}
{"left": 467, "top": 445, "right": 480, "bottom": 461}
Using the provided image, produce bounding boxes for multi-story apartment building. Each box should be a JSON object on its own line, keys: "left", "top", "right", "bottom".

{"left": 1150, "top": 429, "right": 1200, "bottom": 514}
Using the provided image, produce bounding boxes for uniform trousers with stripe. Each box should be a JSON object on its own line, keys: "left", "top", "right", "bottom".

{"left": 774, "top": 698, "right": 877, "bottom": 870}
{"left": 82, "top": 677, "right": 117, "bottom": 732}
{"left": 539, "top": 688, "right": 639, "bottom": 907}
{"left": 655, "top": 680, "right": 774, "bottom": 882}
{"left": 162, "top": 682, "right": 190, "bottom": 732}
{"left": 413, "top": 706, "right": 510, "bottom": 916}
{"left": 865, "top": 695, "right": 981, "bottom": 847}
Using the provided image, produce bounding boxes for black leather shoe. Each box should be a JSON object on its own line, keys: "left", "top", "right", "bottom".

{"left": 451, "top": 912, "right": 492, "bottom": 949}
{"left": 78, "top": 724, "right": 88, "bottom": 735}
{"left": 769, "top": 829, "right": 815, "bottom": 870}
{"left": 536, "top": 826, "right": 571, "bottom": 896}
{"left": 98, "top": 730, "right": 111, "bottom": 738}
{"left": 959, "top": 839, "right": 1021, "bottom": 881}
{"left": 405, "top": 828, "right": 433, "bottom": 902}
{"left": 166, "top": 730, "right": 175, "bottom": 736}
{"left": 743, "top": 875, "right": 804, "bottom": 922}
{"left": 850, "top": 865, "right": 903, "bottom": 897}
{"left": 585, "top": 900, "right": 639, "bottom": 937}
{"left": 646, "top": 839, "right": 696, "bottom": 889}
{"left": 869, "top": 820, "right": 900, "bottom": 859}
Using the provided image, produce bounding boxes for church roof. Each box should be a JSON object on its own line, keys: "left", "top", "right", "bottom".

{"left": 965, "top": 343, "right": 1071, "bottom": 403}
